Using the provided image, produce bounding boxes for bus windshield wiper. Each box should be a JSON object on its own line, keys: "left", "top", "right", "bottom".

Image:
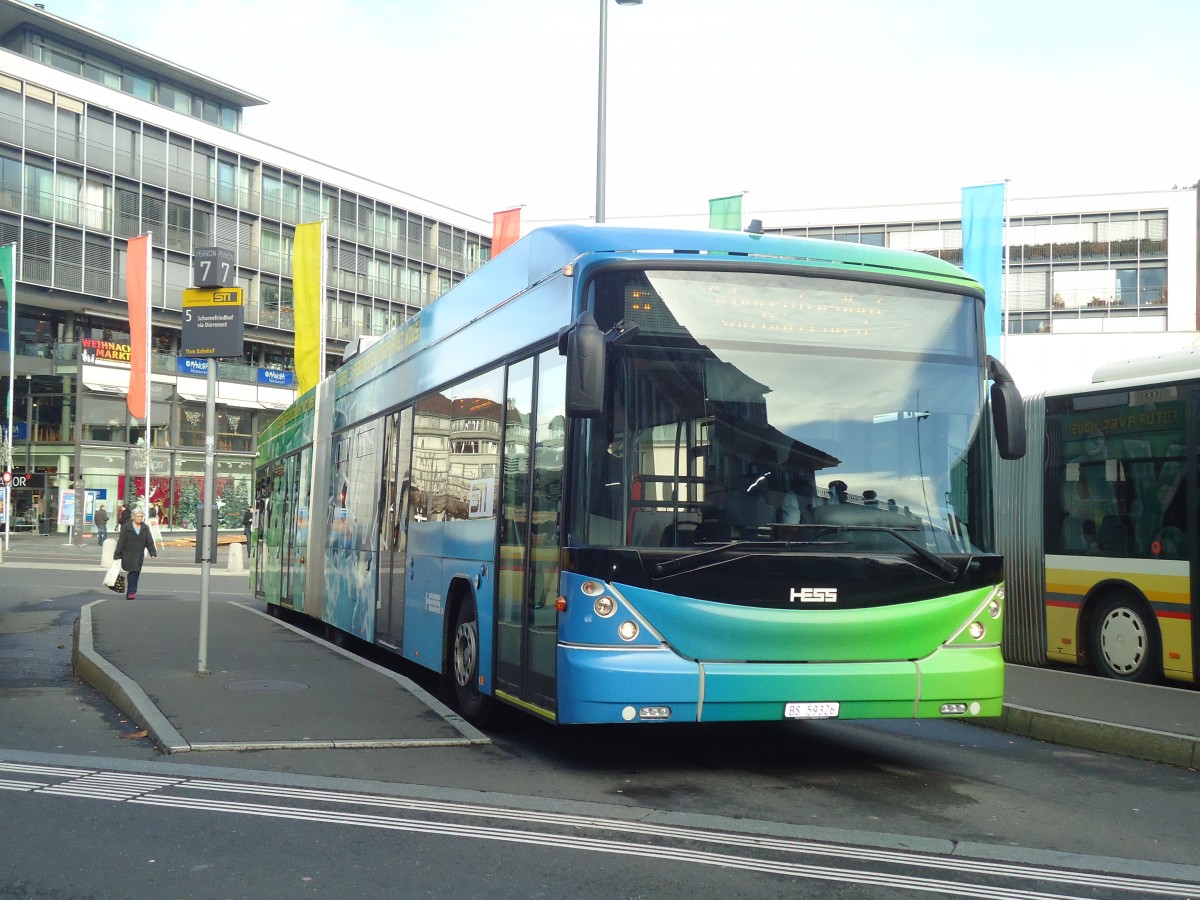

{"left": 650, "top": 526, "right": 960, "bottom": 581}
{"left": 801, "top": 524, "right": 960, "bottom": 580}
{"left": 652, "top": 541, "right": 790, "bottom": 578}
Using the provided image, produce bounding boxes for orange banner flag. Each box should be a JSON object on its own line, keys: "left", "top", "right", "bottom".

{"left": 492, "top": 208, "right": 521, "bottom": 257}
{"left": 126, "top": 234, "right": 150, "bottom": 419}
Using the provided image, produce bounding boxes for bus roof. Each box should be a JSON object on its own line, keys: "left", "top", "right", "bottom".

{"left": 1091, "top": 348, "right": 1200, "bottom": 384}
{"left": 305, "top": 224, "right": 987, "bottom": 412}
{"left": 503, "top": 224, "right": 981, "bottom": 294}
{"left": 1039, "top": 349, "right": 1200, "bottom": 402}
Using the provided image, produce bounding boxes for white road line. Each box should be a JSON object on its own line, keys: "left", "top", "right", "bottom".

{"left": 131, "top": 793, "right": 1085, "bottom": 900}
{"left": 174, "top": 779, "right": 1190, "bottom": 897}
{"left": 4, "top": 761, "right": 1196, "bottom": 899}
{"left": 0, "top": 762, "right": 96, "bottom": 777}
{"left": 0, "top": 778, "right": 47, "bottom": 791}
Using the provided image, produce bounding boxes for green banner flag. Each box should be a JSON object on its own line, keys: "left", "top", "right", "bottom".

{"left": 0, "top": 243, "right": 13, "bottom": 352}
{"left": 1, "top": 243, "right": 12, "bottom": 448}
{"left": 708, "top": 194, "right": 742, "bottom": 231}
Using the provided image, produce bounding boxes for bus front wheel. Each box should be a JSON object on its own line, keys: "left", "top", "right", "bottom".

{"left": 1086, "top": 594, "right": 1160, "bottom": 683}
{"left": 452, "top": 597, "right": 491, "bottom": 725}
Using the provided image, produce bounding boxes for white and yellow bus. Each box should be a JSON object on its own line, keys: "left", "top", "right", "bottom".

{"left": 998, "top": 351, "right": 1198, "bottom": 684}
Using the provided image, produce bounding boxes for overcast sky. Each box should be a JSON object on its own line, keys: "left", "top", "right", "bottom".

{"left": 42, "top": 0, "right": 1200, "bottom": 230}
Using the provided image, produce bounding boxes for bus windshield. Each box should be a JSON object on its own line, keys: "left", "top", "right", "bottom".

{"left": 576, "top": 268, "right": 994, "bottom": 556}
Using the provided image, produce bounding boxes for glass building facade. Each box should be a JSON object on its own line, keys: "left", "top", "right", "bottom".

{"left": 772, "top": 208, "right": 1170, "bottom": 336}
{"left": 763, "top": 186, "right": 1197, "bottom": 394}
{"left": 0, "top": 2, "right": 492, "bottom": 537}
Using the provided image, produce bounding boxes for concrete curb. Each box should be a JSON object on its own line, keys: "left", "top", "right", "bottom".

{"left": 970, "top": 705, "right": 1199, "bottom": 769}
{"left": 72, "top": 599, "right": 191, "bottom": 754}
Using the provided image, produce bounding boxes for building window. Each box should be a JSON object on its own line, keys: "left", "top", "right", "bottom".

{"left": 85, "top": 109, "right": 113, "bottom": 170}
{"left": 0, "top": 154, "right": 21, "bottom": 212}
{"left": 56, "top": 100, "right": 83, "bottom": 162}
{"left": 129, "top": 73, "right": 155, "bottom": 102}
{"left": 53, "top": 170, "right": 81, "bottom": 225}
{"left": 24, "top": 161, "right": 53, "bottom": 218}
{"left": 115, "top": 120, "right": 139, "bottom": 178}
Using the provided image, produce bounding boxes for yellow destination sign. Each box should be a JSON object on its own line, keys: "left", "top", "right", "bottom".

{"left": 183, "top": 287, "right": 244, "bottom": 307}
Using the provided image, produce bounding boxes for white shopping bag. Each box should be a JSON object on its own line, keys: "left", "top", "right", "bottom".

{"left": 103, "top": 559, "right": 122, "bottom": 588}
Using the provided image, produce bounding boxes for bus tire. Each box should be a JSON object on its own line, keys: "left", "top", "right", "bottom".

{"left": 452, "top": 596, "right": 491, "bottom": 725}
{"left": 1085, "top": 593, "right": 1160, "bottom": 683}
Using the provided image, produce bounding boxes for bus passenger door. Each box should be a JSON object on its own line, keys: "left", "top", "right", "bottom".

{"left": 1190, "top": 391, "right": 1200, "bottom": 682}
{"left": 495, "top": 351, "right": 566, "bottom": 717}
{"left": 377, "top": 409, "right": 412, "bottom": 650}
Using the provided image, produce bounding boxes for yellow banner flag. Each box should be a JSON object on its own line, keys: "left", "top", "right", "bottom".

{"left": 292, "top": 221, "right": 323, "bottom": 396}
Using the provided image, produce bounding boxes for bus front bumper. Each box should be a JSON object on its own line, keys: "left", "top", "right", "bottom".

{"left": 554, "top": 643, "right": 1004, "bottom": 725}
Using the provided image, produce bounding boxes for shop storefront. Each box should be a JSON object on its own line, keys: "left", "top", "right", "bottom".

{"left": 3, "top": 341, "right": 294, "bottom": 538}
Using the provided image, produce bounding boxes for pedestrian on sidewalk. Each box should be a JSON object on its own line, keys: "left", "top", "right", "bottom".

{"left": 117, "top": 503, "right": 131, "bottom": 527}
{"left": 93, "top": 503, "right": 109, "bottom": 545}
{"left": 114, "top": 508, "right": 157, "bottom": 600}
{"left": 242, "top": 506, "right": 253, "bottom": 555}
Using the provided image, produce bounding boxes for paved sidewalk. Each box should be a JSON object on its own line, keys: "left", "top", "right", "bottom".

{"left": 74, "top": 597, "right": 489, "bottom": 753}
{"left": 974, "top": 664, "right": 1200, "bottom": 768}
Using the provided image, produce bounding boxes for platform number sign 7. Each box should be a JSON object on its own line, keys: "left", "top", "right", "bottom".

{"left": 192, "top": 246, "right": 236, "bottom": 288}
{"left": 198, "top": 258, "right": 230, "bottom": 285}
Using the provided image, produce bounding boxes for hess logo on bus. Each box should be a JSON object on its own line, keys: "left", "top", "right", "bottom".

{"left": 791, "top": 587, "right": 837, "bottom": 604}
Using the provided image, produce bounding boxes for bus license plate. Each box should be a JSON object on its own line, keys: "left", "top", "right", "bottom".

{"left": 784, "top": 702, "right": 840, "bottom": 720}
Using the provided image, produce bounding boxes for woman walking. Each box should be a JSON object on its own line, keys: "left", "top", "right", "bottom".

{"left": 114, "top": 508, "right": 157, "bottom": 600}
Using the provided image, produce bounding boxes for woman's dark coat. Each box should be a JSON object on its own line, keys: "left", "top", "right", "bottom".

{"left": 114, "top": 521, "right": 157, "bottom": 571}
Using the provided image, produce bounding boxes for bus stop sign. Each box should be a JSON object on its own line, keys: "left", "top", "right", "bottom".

{"left": 181, "top": 287, "right": 244, "bottom": 358}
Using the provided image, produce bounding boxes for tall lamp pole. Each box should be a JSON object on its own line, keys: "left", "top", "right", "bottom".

{"left": 596, "top": 0, "right": 642, "bottom": 225}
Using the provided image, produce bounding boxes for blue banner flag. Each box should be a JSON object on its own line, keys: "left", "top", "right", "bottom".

{"left": 961, "top": 183, "right": 1006, "bottom": 360}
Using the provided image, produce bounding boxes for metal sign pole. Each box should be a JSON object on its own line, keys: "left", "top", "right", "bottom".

{"left": 198, "top": 361, "right": 216, "bottom": 675}
{"left": 186, "top": 246, "right": 239, "bottom": 677}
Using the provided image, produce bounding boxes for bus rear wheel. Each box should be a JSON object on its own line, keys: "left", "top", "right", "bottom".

{"left": 452, "top": 597, "right": 491, "bottom": 725}
{"left": 1086, "top": 594, "right": 1159, "bottom": 683}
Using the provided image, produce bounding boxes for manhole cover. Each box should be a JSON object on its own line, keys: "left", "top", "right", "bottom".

{"left": 224, "top": 680, "right": 308, "bottom": 693}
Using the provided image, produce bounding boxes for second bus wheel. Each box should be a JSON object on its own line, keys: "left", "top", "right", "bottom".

{"left": 1085, "top": 593, "right": 1160, "bottom": 683}
{"left": 452, "top": 596, "right": 491, "bottom": 725}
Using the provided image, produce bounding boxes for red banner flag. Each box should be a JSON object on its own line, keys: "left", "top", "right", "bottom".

{"left": 492, "top": 208, "right": 521, "bottom": 257}
{"left": 126, "top": 234, "right": 150, "bottom": 419}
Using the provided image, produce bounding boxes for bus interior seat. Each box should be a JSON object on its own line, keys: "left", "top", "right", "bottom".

{"left": 660, "top": 517, "right": 701, "bottom": 547}
{"left": 693, "top": 507, "right": 732, "bottom": 543}
{"left": 631, "top": 510, "right": 674, "bottom": 547}
{"left": 1061, "top": 514, "right": 1086, "bottom": 551}
{"left": 1096, "top": 515, "right": 1131, "bottom": 555}
{"left": 726, "top": 491, "right": 771, "bottom": 536}
{"left": 1153, "top": 526, "right": 1185, "bottom": 559}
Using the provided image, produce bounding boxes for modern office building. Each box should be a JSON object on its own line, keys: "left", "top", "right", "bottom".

{"left": 0, "top": 0, "right": 491, "bottom": 536}
{"left": 765, "top": 186, "right": 1199, "bottom": 395}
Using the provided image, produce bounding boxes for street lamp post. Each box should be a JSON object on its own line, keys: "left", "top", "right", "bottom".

{"left": 596, "top": 0, "right": 642, "bottom": 225}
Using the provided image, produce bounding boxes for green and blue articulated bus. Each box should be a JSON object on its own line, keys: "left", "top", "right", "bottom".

{"left": 252, "top": 224, "right": 1025, "bottom": 725}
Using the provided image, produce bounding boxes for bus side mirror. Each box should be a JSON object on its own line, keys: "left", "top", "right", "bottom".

{"left": 988, "top": 355, "right": 1026, "bottom": 460}
{"left": 559, "top": 311, "right": 606, "bottom": 418}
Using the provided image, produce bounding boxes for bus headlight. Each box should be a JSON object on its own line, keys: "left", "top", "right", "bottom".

{"left": 968, "top": 621, "right": 987, "bottom": 640}
{"left": 594, "top": 595, "right": 616, "bottom": 617}
{"left": 987, "top": 587, "right": 1003, "bottom": 619}
{"left": 618, "top": 620, "right": 639, "bottom": 641}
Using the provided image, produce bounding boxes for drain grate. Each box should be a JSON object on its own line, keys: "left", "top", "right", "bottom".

{"left": 224, "top": 680, "right": 308, "bottom": 693}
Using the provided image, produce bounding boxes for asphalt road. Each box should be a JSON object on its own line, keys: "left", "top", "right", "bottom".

{"left": 2, "top": 543, "right": 1199, "bottom": 898}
